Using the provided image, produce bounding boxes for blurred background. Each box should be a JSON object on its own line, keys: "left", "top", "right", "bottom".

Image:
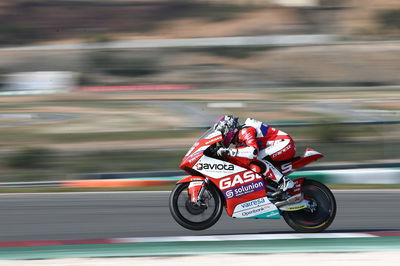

{"left": 0, "top": 0, "right": 399, "bottom": 183}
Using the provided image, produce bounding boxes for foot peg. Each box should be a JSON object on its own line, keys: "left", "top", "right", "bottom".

{"left": 280, "top": 176, "right": 294, "bottom": 192}
{"left": 270, "top": 177, "right": 294, "bottom": 197}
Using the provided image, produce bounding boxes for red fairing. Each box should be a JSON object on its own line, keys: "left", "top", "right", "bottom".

{"left": 188, "top": 182, "right": 203, "bottom": 203}
{"left": 208, "top": 170, "right": 267, "bottom": 216}
{"left": 277, "top": 148, "right": 324, "bottom": 175}
{"left": 177, "top": 176, "right": 207, "bottom": 203}
{"left": 177, "top": 176, "right": 206, "bottom": 184}
{"left": 292, "top": 148, "right": 324, "bottom": 170}
{"left": 180, "top": 133, "right": 223, "bottom": 173}
{"left": 288, "top": 178, "right": 305, "bottom": 196}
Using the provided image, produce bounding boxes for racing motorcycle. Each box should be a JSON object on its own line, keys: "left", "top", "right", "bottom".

{"left": 169, "top": 127, "right": 336, "bottom": 232}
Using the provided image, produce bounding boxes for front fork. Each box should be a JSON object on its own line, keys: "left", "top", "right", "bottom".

{"left": 188, "top": 179, "right": 209, "bottom": 207}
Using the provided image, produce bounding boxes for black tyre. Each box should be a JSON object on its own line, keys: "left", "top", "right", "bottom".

{"left": 283, "top": 179, "right": 336, "bottom": 233}
{"left": 169, "top": 182, "right": 223, "bottom": 230}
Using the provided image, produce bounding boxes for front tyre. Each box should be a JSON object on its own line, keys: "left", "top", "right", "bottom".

{"left": 283, "top": 179, "right": 336, "bottom": 233}
{"left": 169, "top": 182, "right": 223, "bottom": 230}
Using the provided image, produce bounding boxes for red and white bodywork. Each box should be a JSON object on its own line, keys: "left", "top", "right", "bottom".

{"left": 179, "top": 128, "right": 324, "bottom": 219}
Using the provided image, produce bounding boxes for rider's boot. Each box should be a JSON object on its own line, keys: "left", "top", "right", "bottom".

{"left": 277, "top": 175, "right": 294, "bottom": 192}
{"left": 262, "top": 161, "right": 294, "bottom": 193}
{"left": 260, "top": 160, "right": 294, "bottom": 196}
{"left": 270, "top": 176, "right": 294, "bottom": 198}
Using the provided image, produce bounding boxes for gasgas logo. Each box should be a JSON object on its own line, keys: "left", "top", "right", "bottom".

{"left": 196, "top": 163, "right": 234, "bottom": 171}
{"left": 220, "top": 171, "right": 262, "bottom": 190}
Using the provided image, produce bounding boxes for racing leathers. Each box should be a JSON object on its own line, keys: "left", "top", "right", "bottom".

{"left": 220, "top": 118, "right": 295, "bottom": 190}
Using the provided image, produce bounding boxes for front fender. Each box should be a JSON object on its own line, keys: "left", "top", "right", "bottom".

{"left": 177, "top": 176, "right": 206, "bottom": 184}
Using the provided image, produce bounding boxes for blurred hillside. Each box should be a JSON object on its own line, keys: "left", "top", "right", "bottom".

{"left": 0, "top": 0, "right": 399, "bottom": 46}
{"left": 1, "top": 0, "right": 399, "bottom": 87}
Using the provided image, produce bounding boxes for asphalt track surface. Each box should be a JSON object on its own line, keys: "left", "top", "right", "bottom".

{"left": 0, "top": 190, "right": 399, "bottom": 242}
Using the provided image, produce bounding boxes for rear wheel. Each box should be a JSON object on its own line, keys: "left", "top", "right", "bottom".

{"left": 283, "top": 179, "right": 336, "bottom": 233}
{"left": 169, "top": 182, "right": 223, "bottom": 230}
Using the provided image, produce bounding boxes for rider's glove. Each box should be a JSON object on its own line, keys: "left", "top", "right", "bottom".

{"left": 217, "top": 148, "right": 229, "bottom": 157}
{"left": 217, "top": 148, "right": 238, "bottom": 157}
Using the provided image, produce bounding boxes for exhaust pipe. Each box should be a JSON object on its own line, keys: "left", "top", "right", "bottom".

{"left": 275, "top": 193, "right": 303, "bottom": 207}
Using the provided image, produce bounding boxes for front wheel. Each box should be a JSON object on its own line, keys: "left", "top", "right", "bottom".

{"left": 283, "top": 179, "right": 336, "bottom": 233}
{"left": 169, "top": 182, "right": 223, "bottom": 230}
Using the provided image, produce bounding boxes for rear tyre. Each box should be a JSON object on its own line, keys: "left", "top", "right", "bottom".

{"left": 283, "top": 179, "right": 336, "bottom": 233}
{"left": 169, "top": 182, "right": 223, "bottom": 230}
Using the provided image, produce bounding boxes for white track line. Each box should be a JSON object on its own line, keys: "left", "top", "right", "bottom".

{"left": 113, "top": 232, "right": 378, "bottom": 243}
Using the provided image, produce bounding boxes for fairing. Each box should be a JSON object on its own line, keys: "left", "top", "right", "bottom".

{"left": 278, "top": 148, "right": 324, "bottom": 175}
{"left": 177, "top": 128, "right": 324, "bottom": 219}
{"left": 179, "top": 128, "right": 223, "bottom": 173}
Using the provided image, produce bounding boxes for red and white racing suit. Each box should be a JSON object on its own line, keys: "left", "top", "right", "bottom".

{"left": 228, "top": 118, "right": 296, "bottom": 182}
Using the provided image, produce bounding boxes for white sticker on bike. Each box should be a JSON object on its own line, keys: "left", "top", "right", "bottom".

{"left": 232, "top": 197, "right": 278, "bottom": 218}
{"left": 193, "top": 156, "right": 246, "bottom": 179}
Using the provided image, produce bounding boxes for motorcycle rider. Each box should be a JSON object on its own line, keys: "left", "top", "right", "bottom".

{"left": 213, "top": 115, "right": 295, "bottom": 193}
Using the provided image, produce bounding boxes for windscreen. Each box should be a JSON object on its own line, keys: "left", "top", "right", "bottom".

{"left": 197, "top": 127, "right": 215, "bottom": 141}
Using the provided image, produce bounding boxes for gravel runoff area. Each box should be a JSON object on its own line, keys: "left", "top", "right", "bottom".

{"left": 1, "top": 252, "right": 400, "bottom": 266}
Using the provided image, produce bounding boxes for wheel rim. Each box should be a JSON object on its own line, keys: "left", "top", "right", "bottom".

{"left": 185, "top": 200, "right": 206, "bottom": 215}
{"left": 174, "top": 184, "right": 219, "bottom": 224}
{"left": 286, "top": 183, "right": 334, "bottom": 228}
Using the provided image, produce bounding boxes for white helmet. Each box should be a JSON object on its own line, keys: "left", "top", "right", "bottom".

{"left": 214, "top": 115, "right": 239, "bottom": 147}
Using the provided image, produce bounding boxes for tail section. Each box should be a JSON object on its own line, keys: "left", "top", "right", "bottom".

{"left": 292, "top": 148, "right": 324, "bottom": 171}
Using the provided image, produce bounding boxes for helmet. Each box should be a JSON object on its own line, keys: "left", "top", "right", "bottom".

{"left": 214, "top": 115, "right": 239, "bottom": 147}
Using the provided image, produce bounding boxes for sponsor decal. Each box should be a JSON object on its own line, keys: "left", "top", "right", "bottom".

{"left": 189, "top": 177, "right": 204, "bottom": 181}
{"left": 281, "top": 162, "right": 293, "bottom": 174}
{"left": 241, "top": 206, "right": 265, "bottom": 217}
{"left": 271, "top": 144, "right": 292, "bottom": 159}
{"left": 205, "top": 137, "right": 222, "bottom": 145}
{"left": 284, "top": 204, "right": 306, "bottom": 211}
{"left": 223, "top": 180, "right": 264, "bottom": 199}
{"left": 188, "top": 152, "right": 203, "bottom": 163}
{"left": 219, "top": 171, "right": 262, "bottom": 190}
{"left": 232, "top": 197, "right": 278, "bottom": 219}
{"left": 188, "top": 181, "right": 203, "bottom": 188}
{"left": 196, "top": 163, "right": 234, "bottom": 171}
{"left": 241, "top": 210, "right": 280, "bottom": 219}
{"left": 240, "top": 197, "right": 265, "bottom": 208}
{"left": 194, "top": 156, "right": 246, "bottom": 179}
{"left": 264, "top": 210, "right": 280, "bottom": 218}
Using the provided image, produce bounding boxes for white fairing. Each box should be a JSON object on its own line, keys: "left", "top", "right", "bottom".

{"left": 193, "top": 156, "right": 246, "bottom": 179}
{"left": 232, "top": 197, "right": 279, "bottom": 218}
{"left": 304, "top": 149, "right": 322, "bottom": 157}
{"left": 188, "top": 181, "right": 203, "bottom": 188}
{"left": 261, "top": 160, "right": 284, "bottom": 181}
